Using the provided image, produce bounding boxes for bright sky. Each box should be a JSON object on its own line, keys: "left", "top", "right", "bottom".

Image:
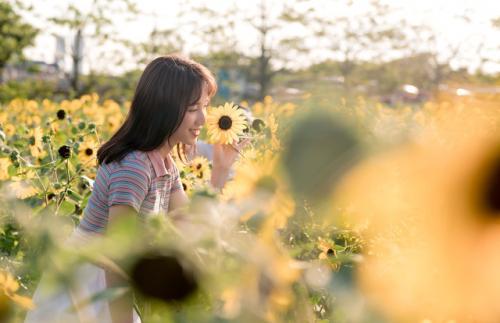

{"left": 20, "top": 0, "right": 500, "bottom": 74}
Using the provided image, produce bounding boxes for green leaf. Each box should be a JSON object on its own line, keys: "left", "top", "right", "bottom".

{"left": 7, "top": 164, "right": 18, "bottom": 177}
{"left": 67, "top": 189, "right": 82, "bottom": 202}
{"left": 58, "top": 200, "right": 75, "bottom": 216}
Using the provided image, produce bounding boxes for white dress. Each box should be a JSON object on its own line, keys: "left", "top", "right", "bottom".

{"left": 24, "top": 229, "right": 142, "bottom": 323}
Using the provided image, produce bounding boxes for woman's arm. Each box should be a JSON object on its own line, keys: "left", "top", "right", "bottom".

{"left": 210, "top": 140, "right": 250, "bottom": 191}
{"left": 169, "top": 188, "right": 189, "bottom": 212}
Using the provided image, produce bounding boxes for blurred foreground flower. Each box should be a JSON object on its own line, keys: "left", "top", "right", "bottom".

{"left": 130, "top": 252, "right": 199, "bottom": 303}
{"left": 0, "top": 270, "right": 34, "bottom": 310}
{"left": 207, "top": 102, "right": 247, "bottom": 144}
{"left": 28, "top": 127, "right": 45, "bottom": 159}
{"left": 331, "top": 105, "right": 500, "bottom": 321}
{"left": 282, "top": 111, "right": 361, "bottom": 207}
{"left": 7, "top": 181, "right": 38, "bottom": 199}
{"left": 223, "top": 152, "right": 295, "bottom": 236}
{"left": 0, "top": 158, "right": 11, "bottom": 181}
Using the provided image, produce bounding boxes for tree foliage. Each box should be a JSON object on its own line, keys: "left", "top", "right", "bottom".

{"left": 0, "top": 2, "right": 38, "bottom": 75}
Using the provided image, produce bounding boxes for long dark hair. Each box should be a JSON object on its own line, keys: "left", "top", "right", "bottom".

{"left": 97, "top": 55, "right": 217, "bottom": 164}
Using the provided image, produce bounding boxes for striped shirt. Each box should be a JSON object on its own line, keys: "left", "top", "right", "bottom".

{"left": 73, "top": 149, "right": 183, "bottom": 241}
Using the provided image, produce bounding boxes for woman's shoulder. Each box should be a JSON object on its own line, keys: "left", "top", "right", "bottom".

{"left": 102, "top": 150, "right": 153, "bottom": 175}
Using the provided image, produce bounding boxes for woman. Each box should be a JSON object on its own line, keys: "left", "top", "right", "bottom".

{"left": 25, "top": 55, "right": 243, "bottom": 323}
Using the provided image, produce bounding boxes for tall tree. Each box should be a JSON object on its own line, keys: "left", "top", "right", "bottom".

{"left": 312, "top": 0, "right": 408, "bottom": 93}
{"left": 183, "top": 0, "right": 316, "bottom": 100}
{"left": 49, "top": 0, "right": 137, "bottom": 94}
{"left": 245, "top": 0, "right": 315, "bottom": 100}
{"left": 125, "top": 27, "right": 185, "bottom": 66}
{"left": 407, "top": 10, "right": 492, "bottom": 94}
{"left": 0, "top": 1, "right": 38, "bottom": 81}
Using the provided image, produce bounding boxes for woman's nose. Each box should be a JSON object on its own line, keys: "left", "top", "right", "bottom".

{"left": 198, "top": 108, "right": 206, "bottom": 125}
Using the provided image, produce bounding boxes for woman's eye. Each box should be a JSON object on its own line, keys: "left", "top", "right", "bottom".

{"left": 188, "top": 103, "right": 208, "bottom": 112}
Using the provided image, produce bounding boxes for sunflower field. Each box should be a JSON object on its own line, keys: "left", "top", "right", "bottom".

{"left": 0, "top": 90, "right": 499, "bottom": 322}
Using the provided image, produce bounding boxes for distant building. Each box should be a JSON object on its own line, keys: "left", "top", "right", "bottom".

{"left": 2, "top": 60, "right": 61, "bottom": 83}
{"left": 1, "top": 34, "right": 70, "bottom": 90}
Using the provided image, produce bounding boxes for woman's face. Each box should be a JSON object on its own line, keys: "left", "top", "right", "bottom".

{"left": 170, "top": 88, "right": 209, "bottom": 146}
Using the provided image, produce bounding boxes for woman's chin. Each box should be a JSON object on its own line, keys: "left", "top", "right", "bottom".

{"left": 181, "top": 138, "right": 197, "bottom": 146}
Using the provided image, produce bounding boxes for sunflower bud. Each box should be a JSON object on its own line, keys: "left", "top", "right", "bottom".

{"left": 252, "top": 118, "right": 265, "bottom": 132}
{"left": 56, "top": 109, "right": 66, "bottom": 120}
{"left": 42, "top": 135, "right": 51, "bottom": 144}
{"left": 9, "top": 151, "right": 18, "bottom": 163}
{"left": 58, "top": 145, "right": 71, "bottom": 159}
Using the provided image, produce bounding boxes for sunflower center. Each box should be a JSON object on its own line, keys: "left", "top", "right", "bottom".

{"left": 196, "top": 163, "right": 202, "bottom": 170}
{"left": 252, "top": 119, "right": 265, "bottom": 132}
{"left": 218, "top": 116, "right": 233, "bottom": 130}
{"left": 484, "top": 154, "right": 500, "bottom": 213}
{"left": 85, "top": 148, "right": 93, "bottom": 156}
{"left": 256, "top": 175, "right": 277, "bottom": 194}
{"left": 130, "top": 253, "right": 198, "bottom": 302}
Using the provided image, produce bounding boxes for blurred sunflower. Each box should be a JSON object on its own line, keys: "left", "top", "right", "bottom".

{"left": 0, "top": 270, "right": 34, "bottom": 310}
{"left": 222, "top": 152, "right": 278, "bottom": 201}
{"left": 106, "top": 114, "right": 123, "bottom": 134}
{"left": 265, "top": 114, "right": 280, "bottom": 151}
{"left": 223, "top": 152, "right": 295, "bottom": 234}
{"left": 189, "top": 156, "right": 210, "bottom": 180}
{"left": 317, "top": 238, "right": 339, "bottom": 270}
{"left": 2, "top": 124, "right": 15, "bottom": 137}
{"left": 78, "top": 138, "right": 98, "bottom": 167}
{"left": 217, "top": 243, "right": 302, "bottom": 321}
{"left": 181, "top": 178, "right": 191, "bottom": 193}
{"left": 7, "top": 181, "right": 38, "bottom": 199}
{"left": 0, "top": 158, "right": 11, "bottom": 181}
{"left": 207, "top": 102, "right": 247, "bottom": 145}
{"left": 318, "top": 238, "right": 336, "bottom": 260}
{"left": 330, "top": 106, "right": 500, "bottom": 322}
{"left": 28, "top": 127, "right": 45, "bottom": 159}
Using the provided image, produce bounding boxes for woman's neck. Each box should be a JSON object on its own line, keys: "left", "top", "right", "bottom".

{"left": 158, "top": 143, "right": 172, "bottom": 159}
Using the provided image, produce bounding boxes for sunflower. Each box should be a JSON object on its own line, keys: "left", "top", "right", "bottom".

{"left": 223, "top": 152, "right": 295, "bottom": 235}
{"left": 28, "top": 127, "right": 45, "bottom": 159}
{"left": 7, "top": 181, "right": 38, "bottom": 199}
{"left": 222, "top": 151, "right": 278, "bottom": 201}
{"left": 317, "top": 238, "right": 336, "bottom": 260}
{"left": 181, "top": 179, "right": 190, "bottom": 193}
{"left": 188, "top": 156, "right": 210, "bottom": 180}
{"left": 2, "top": 124, "right": 15, "bottom": 137}
{"left": 317, "top": 238, "right": 339, "bottom": 270}
{"left": 78, "top": 139, "right": 98, "bottom": 167}
{"left": 0, "top": 158, "right": 11, "bottom": 181}
{"left": 265, "top": 114, "right": 280, "bottom": 151}
{"left": 206, "top": 102, "right": 247, "bottom": 145}
{"left": 329, "top": 105, "right": 500, "bottom": 321}
{"left": 106, "top": 114, "right": 123, "bottom": 134}
{"left": 0, "top": 270, "right": 34, "bottom": 310}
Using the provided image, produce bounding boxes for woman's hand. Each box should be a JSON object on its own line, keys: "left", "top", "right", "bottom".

{"left": 210, "top": 139, "right": 250, "bottom": 190}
